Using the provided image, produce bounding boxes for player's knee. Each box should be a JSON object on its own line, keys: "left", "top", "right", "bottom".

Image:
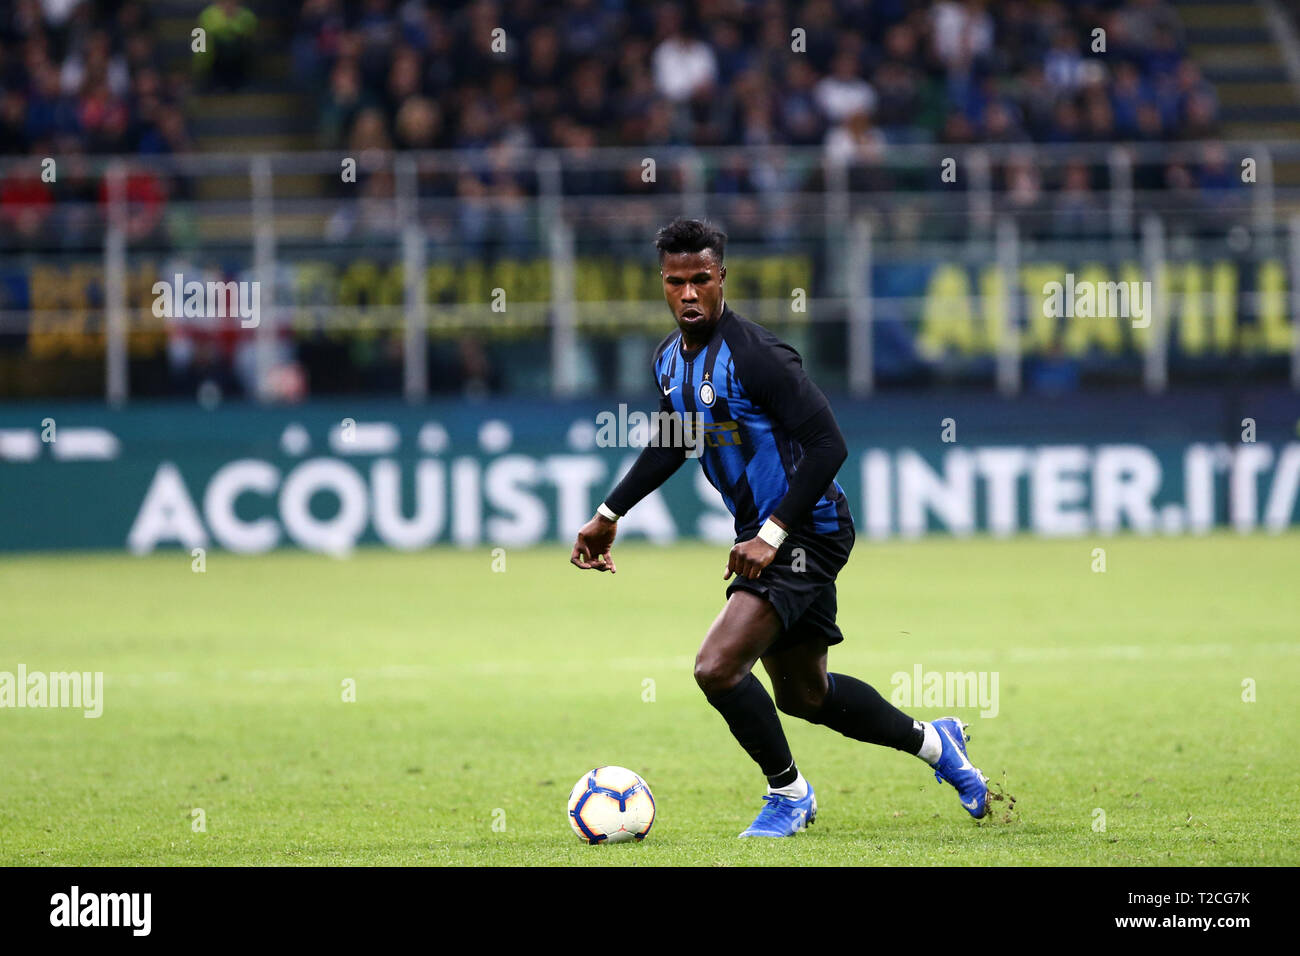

{"left": 694, "top": 652, "right": 743, "bottom": 698}
{"left": 774, "top": 690, "right": 822, "bottom": 720}
{"left": 773, "top": 679, "right": 829, "bottom": 720}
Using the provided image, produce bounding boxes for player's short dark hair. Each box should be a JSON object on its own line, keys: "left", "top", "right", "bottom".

{"left": 655, "top": 218, "right": 727, "bottom": 264}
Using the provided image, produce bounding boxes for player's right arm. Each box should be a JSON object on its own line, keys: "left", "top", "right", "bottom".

{"left": 570, "top": 427, "right": 689, "bottom": 573}
{"left": 572, "top": 338, "right": 688, "bottom": 573}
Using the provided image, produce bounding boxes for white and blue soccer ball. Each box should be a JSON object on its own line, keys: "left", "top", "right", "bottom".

{"left": 567, "top": 766, "right": 656, "bottom": 844}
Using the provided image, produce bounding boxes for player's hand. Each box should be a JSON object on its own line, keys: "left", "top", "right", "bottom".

{"left": 724, "top": 536, "right": 778, "bottom": 580}
{"left": 571, "top": 514, "right": 618, "bottom": 573}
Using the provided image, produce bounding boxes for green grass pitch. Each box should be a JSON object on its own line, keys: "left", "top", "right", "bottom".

{"left": 2, "top": 532, "right": 1297, "bottom": 866}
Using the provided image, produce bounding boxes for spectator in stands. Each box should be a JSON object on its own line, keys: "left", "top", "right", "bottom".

{"left": 320, "top": 57, "right": 367, "bottom": 149}
{"left": 1135, "top": 100, "right": 1164, "bottom": 142}
{"left": 196, "top": 0, "right": 258, "bottom": 91}
{"left": 815, "top": 47, "right": 877, "bottom": 125}
{"left": 993, "top": 0, "right": 1042, "bottom": 76}
{"left": 325, "top": 165, "right": 398, "bottom": 240}
{"left": 1110, "top": 61, "right": 1151, "bottom": 137}
{"left": 569, "top": 59, "right": 613, "bottom": 139}
{"left": 25, "top": 59, "right": 79, "bottom": 143}
{"left": 292, "top": 0, "right": 344, "bottom": 91}
{"left": 0, "top": 170, "right": 54, "bottom": 249}
{"left": 82, "top": 82, "right": 129, "bottom": 152}
{"left": 1014, "top": 63, "right": 1057, "bottom": 140}
{"left": 61, "top": 29, "right": 129, "bottom": 100}
{"left": 521, "top": 24, "right": 563, "bottom": 128}
{"left": 1083, "top": 87, "right": 1117, "bottom": 141}
{"left": 1174, "top": 61, "right": 1214, "bottom": 110}
{"left": 982, "top": 99, "right": 1027, "bottom": 142}
{"left": 1160, "top": 161, "right": 1206, "bottom": 236}
{"left": 710, "top": 19, "right": 752, "bottom": 86}
{"left": 96, "top": 164, "right": 166, "bottom": 243}
{"left": 778, "top": 58, "right": 825, "bottom": 146}
{"left": 154, "top": 105, "right": 193, "bottom": 155}
{"left": 1179, "top": 91, "right": 1218, "bottom": 140}
{"left": 1122, "top": 0, "right": 1184, "bottom": 50}
{"left": 122, "top": 31, "right": 158, "bottom": 79}
{"left": 1196, "top": 142, "right": 1240, "bottom": 218}
{"left": 1003, "top": 151, "right": 1048, "bottom": 237}
{"left": 394, "top": 95, "right": 440, "bottom": 150}
{"left": 1142, "top": 25, "right": 1184, "bottom": 78}
{"left": 452, "top": 137, "right": 532, "bottom": 256}
{"left": 1046, "top": 98, "right": 1083, "bottom": 143}
{"left": 356, "top": 0, "right": 399, "bottom": 74}
{"left": 1174, "top": 61, "right": 1217, "bottom": 131}
{"left": 825, "top": 107, "right": 886, "bottom": 167}
{"left": 930, "top": 0, "right": 994, "bottom": 77}
{"left": 0, "top": 89, "right": 28, "bottom": 153}
{"left": 938, "top": 109, "right": 976, "bottom": 145}
{"left": 347, "top": 105, "right": 391, "bottom": 157}
{"left": 614, "top": 60, "right": 660, "bottom": 143}
{"left": 1043, "top": 28, "right": 1086, "bottom": 94}
{"left": 48, "top": 147, "right": 99, "bottom": 249}
{"left": 384, "top": 44, "right": 422, "bottom": 119}
{"left": 557, "top": 0, "right": 618, "bottom": 60}
{"left": 1051, "top": 161, "right": 1105, "bottom": 237}
{"left": 453, "top": 96, "right": 496, "bottom": 149}
{"left": 873, "top": 23, "right": 932, "bottom": 139}
{"left": 651, "top": 5, "right": 717, "bottom": 104}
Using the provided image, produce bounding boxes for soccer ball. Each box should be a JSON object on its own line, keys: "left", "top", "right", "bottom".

{"left": 567, "top": 766, "right": 656, "bottom": 844}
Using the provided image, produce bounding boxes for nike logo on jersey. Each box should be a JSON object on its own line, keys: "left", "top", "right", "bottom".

{"left": 663, "top": 385, "right": 679, "bottom": 396}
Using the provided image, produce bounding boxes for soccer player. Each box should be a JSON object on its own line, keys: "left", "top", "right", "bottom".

{"left": 570, "top": 218, "right": 991, "bottom": 837}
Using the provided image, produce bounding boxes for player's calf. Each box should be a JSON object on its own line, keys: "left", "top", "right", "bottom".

{"left": 792, "top": 672, "right": 991, "bottom": 820}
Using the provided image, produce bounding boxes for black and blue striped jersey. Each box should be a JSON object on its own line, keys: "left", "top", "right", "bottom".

{"left": 648, "top": 305, "right": 853, "bottom": 540}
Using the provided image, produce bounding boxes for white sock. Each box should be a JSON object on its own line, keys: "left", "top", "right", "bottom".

{"left": 915, "top": 720, "right": 942, "bottom": 765}
{"left": 768, "top": 769, "right": 808, "bottom": 800}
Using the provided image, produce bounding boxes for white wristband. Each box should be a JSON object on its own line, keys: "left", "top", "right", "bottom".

{"left": 757, "top": 518, "right": 788, "bottom": 549}
{"left": 596, "top": 502, "right": 621, "bottom": 521}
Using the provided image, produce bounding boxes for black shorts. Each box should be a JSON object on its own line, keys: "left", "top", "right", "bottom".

{"left": 725, "top": 523, "right": 856, "bottom": 655}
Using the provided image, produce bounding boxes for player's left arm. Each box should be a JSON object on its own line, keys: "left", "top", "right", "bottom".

{"left": 725, "top": 342, "right": 848, "bottom": 580}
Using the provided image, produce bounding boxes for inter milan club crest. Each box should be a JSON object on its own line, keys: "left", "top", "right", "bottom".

{"left": 698, "top": 379, "right": 716, "bottom": 407}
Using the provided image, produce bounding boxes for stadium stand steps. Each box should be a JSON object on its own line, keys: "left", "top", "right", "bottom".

{"left": 150, "top": 0, "right": 326, "bottom": 233}
{"left": 1176, "top": 0, "right": 1300, "bottom": 137}
{"left": 1174, "top": 0, "right": 1300, "bottom": 209}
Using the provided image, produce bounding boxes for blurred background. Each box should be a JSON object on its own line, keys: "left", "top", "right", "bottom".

{"left": 2, "top": 0, "right": 1299, "bottom": 551}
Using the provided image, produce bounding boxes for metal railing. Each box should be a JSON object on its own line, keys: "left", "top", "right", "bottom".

{"left": 1, "top": 140, "right": 1297, "bottom": 401}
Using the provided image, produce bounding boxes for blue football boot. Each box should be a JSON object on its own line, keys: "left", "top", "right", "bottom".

{"left": 738, "top": 783, "right": 817, "bottom": 837}
{"left": 931, "top": 717, "right": 989, "bottom": 819}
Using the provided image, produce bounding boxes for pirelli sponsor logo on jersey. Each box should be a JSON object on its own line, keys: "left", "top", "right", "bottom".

{"left": 683, "top": 419, "right": 742, "bottom": 448}
{"left": 595, "top": 405, "right": 707, "bottom": 457}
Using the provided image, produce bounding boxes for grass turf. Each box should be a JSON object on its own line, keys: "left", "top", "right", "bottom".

{"left": 1, "top": 532, "right": 1297, "bottom": 866}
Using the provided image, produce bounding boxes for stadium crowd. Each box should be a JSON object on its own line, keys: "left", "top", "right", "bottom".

{"left": 0, "top": 0, "right": 195, "bottom": 250}
{"left": 0, "top": 0, "right": 1236, "bottom": 249}
{"left": 297, "top": 0, "right": 1216, "bottom": 153}
{"left": 0, "top": 1, "right": 1254, "bottom": 400}
{"left": 292, "top": 0, "right": 1240, "bottom": 249}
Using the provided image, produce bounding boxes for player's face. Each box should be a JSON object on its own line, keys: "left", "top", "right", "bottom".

{"left": 660, "top": 250, "right": 726, "bottom": 337}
